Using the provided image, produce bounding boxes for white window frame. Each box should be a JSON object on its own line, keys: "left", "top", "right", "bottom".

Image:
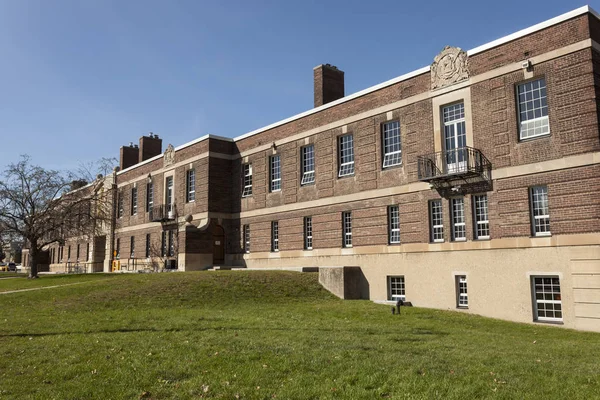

{"left": 301, "top": 145, "right": 315, "bottom": 185}
{"left": 387, "top": 276, "right": 405, "bottom": 301}
{"left": 130, "top": 236, "right": 135, "bottom": 258}
{"left": 186, "top": 169, "right": 196, "bottom": 203}
{"left": 342, "top": 211, "right": 352, "bottom": 248}
{"left": 165, "top": 176, "right": 174, "bottom": 213}
{"left": 304, "top": 216, "right": 313, "bottom": 250}
{"left": 382, "top": 121, "right": 402, "bottom": 168}
{"left": 530, "top": 186, "right": 550, "bottom": 237}
{"left": 117, "top": 192, "right": 124, "bottom": 218}
{"left": 388, "top": 205, "right": 400, "bottom": 244}
{"left": 131, "top": 187, "right": 138, "bottom": 215}
{"left": 242, "top": 163, "right": 253, "bottom": 197}
{"left": 450, "top": 197, "right": 466, "bottom": 241}
{"left": 243, "top": 224, "right": 250, "bottom": 253}
{"left": 517, "top": 78, "right": 549, "bottom": 140}
{"left": 472, "top": 194, "right": 490, "bottom": 240}
{"left": 270, "top": 155, "right": 281, "bottom": 192}
{"left": 271, "top": 221, "right": 279, "bottom": 252}
{"left": 532, "top": 276, "right": 562, "bottom": 322}
{"left": 338, "top": 134, "right": 355, "bottom": 177}
{"left": 146, "top": 182, "right": 153, "bottom": 212}
{"left": 456, "top": 275, "right": 468, "bottom": 308}
{"left": 429, "top": 199, "right": 444, "bottom": 243}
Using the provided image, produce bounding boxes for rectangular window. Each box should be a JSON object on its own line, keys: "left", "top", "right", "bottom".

{"left": 131, "top": 187, "right": 138, "bottom": 215}
{"left": 117, "top": 192, "right": 124, "bottom": 218}
{"left": 450, "top": 198, "right": 466, "bottom": 241}
{"left": 161, "top": 231, "right": 167, "bottom": 257}
{"left": 456, "top": 275, "right": 468, "bottom": 308}
{"left": 130, "top": 236, "right": 135, "bottom": 258}
{"left": 145, "top": 234, "right": 151, "bottom": 258}
{"left": 530, "top": 186, "right": 550, "bottom": 236}
{"left": 388, "top": 205, "right": 400, "bottom": 244}
{"left": 271, "top": 221, "right": 279, "bottom": 252}
{"left": 342, "top": 211, "right": 352, "bottom": 248}
{"left": 146, "top": 182, "right": 153, "bottom": 212}
{"left": 186, "top": 169, "right": 196, "bottom": 202}
{"left": 165, "top": 176, "right": 174, "bottom": 213}
{"left": 243, "top": 225, "right": 250, "bottom": 253}
{"left": 387, "top": 276, "right": 405, "bottom": 301}
{"left": 68, "top": 245, "right": 71, "bottom": 261}
{"left": 168, "top": 230, "right": 175, "bottom": 257}
{"left": 301, "top": 145, "right": 315, "bottom": 185}
{"left": 443, "top": 103, "right": 467, "bottom": 174}
{"left": 270, "top": 155, "right": 281, "bottom": 192}
{"left": 85, "top": 242, "right": 89, "bottom": 262}
{"left": 429, "top": 199, "right": 444, "bottom": 243}
{"left": 242, "top": 164, "right": 253, "bottom": 197}
{"left": 382, "top": 121, "right": 402, "bottom": 168}
{"left": 338, "top": 134, "right": 355, "bottom": 177}
{"left": 76, "top": 244, "right": 80, "bottom": 261}
{"left": 116, "top": 239, "right": 120, "bottom": 259}
{"left": 518, "top": 78, "right": 549, "bottom": 140}
{"left": 472, "top": 194, "right": 490, "bottom": 239}
{"left": 304, "top": 217, "right": 313, "bottom": 250}
{"left": 532, "top": 276, "right": 562, "bottom": 322}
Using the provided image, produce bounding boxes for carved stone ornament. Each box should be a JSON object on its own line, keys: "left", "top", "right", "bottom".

{"left": 164, "top": 143, "right": 175, "bottom": 166}
{"left": 431, "top": 46, "right": 469, "bottom": 90}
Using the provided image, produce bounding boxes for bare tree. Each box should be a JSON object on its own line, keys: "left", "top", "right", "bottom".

{"left": 76, "top": 157, "right": 118, "bottom": 183}
{"left": 0, "top": 156, "right": 111, "bottom": 278}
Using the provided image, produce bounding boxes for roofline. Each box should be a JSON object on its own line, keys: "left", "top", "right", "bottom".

{"left": 117, "top": 6, "right": 598, "bottom": 176}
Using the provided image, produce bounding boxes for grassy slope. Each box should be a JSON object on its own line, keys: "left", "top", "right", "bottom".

{"left": 0, "top": 271, "right": 599, "bottom": 399}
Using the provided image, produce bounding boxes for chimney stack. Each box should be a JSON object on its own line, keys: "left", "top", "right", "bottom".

{"left": 314, "top": 64, "right": 345, "bottom": 108}
{"left": 139, "top": 132, "right": 163, "bottom": 162}
{"left": 120, "top": 143, "right": 139, "bottom": 170}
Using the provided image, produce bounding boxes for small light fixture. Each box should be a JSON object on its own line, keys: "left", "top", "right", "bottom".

{"left": 521, "top": 60, "right": 532, "bottom": 71}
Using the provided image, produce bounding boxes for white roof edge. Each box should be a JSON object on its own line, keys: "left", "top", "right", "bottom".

{"left": 232, "top": 5, "right": 597, "bottom": 143}
{"left": 117, "top": 6, "right": 598, "bottom": 176}
{"left": 116, "top": 134, "right": 234, "bottom": 176}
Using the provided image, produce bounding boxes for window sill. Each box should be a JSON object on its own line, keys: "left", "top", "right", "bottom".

{"left": 531, "top": 233, "right": 552, "bottom": 238}
{"left": 382, "top": 163, "right": 403, "bottom": 171}
{"left": 300, "top": 182, "right": 316, "bottom": 187}
{"left": 518, "top": 133, "right": 551, "bottom": 143}
{"left": 337, "top": 174, "right": 355, "bottom": 179}
{"left": 533, "top": 319, "right": 564, "bottom": 325}
{"left": 457, "top": 306, "right": 469, "bottom": 310}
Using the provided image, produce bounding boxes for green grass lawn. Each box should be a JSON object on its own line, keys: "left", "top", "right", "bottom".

{"left": 0, "top": 271, "right": 599, "bottom": 399}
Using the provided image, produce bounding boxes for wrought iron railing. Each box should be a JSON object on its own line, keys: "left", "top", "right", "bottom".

{"left": 149, "top": 204, "right": 177, "bottom": 222}
{"left": 417, "top": 147, "right": 491, "bottom": 182}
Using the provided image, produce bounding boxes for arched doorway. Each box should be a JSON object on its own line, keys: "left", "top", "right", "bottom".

{"left": 213, "top": 225, "right": 225, "bottom": 265}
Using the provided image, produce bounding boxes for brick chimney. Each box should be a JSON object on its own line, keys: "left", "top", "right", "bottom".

{"left": 120, "top": 143, "right": 139, "bottom": 170}
{"left": 139, "top": 132, "right": 162, "bottom": 162}
{"left": 314, "top": 64, "right": 345, "bottom": 108}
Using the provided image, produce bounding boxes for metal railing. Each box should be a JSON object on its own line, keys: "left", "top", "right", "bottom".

{"left": 417, "top": 146, "right": 491, "bottom": 181}
{"left": 149, "top": 204, "right": 177, "bottom": 222}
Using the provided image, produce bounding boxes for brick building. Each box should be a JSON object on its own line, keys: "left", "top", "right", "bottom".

{"left": 47, "top": 6, "right": 600, "bottom": 331}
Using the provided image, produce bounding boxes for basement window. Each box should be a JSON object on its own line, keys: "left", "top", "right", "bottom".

{"left": 387, "top": 276, "right": 405, "bottom": 301}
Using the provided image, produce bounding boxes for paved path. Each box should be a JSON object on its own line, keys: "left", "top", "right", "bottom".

{"left": 0, "top": 280, "right": 108, "bottom": 295}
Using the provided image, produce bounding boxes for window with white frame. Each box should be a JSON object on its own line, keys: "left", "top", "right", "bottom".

{"left": 131, "top": 187, "right": 138, "bottom": 215}
{"left": 165, "top": 176, "right": 174, "bottom": 213}
{"left": 342, "top": 211, "right": 352, "bottom": 248}
{"left": 130, "top": 236, "right": 135, "bottom": 258}
{"left": 304, "top": 217, "right": 313, "bottom": 250}
{"left": 338, "top": 134, "right": 355, "bottom": 177}
{"left": 387, "top": 276, "right": 405, "bottom": 301}
{"left": 456, "top": 275, "right": 468, "bottom": 308}
{"left": 382, "top": 121, "right": 402, "bottom": 168}
{"left": 186, "top": 169, "right": 196, "bottom": 202}
{"left": 270, "top": 155, "right": 281, "bottom": 192}
{"left": 168, "top": 230, "right": 175, "bottom": 257}
{"left": 532, "top": 276, "right": 562, "bottom": 322}
{"left": 301, "top": 145, "right": 315, "bottom": 185}
{"left": 117, "top": 192, "right": 124, "bottom": 218}
{"left": 271, "top": 221, "right": 279, "bottom": 252}
{"left": 530, "top": 186, "right": 550, "bottom": 236}
{"left": 518, "top": 78, "right": 549, "bottom": 140}
{"left": 472, "top": 194, "right": 490, "bottom": 239}
{"left": 242, "top": 164, "right": 253, "bottom": 197}
{"left": 450, "top": 198, "right": 466, "bottom": 241}
{"left": 243, "top": 225, "right": 250, "bottom": 253}
{"left": 388, "top": 205, "right": 400, "bottom": 244}
{"left": 429, "top": 199, "right": 444, "bottom": 243}
{"left": 146, "top": 182, "right": 153, "bottom": 212}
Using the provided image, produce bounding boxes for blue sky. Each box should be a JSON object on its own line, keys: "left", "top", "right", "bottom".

{"left": 0, "top": 0, "right": 593, "bottom": 172}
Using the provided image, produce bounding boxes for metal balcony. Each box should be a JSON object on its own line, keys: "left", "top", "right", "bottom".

{"left": 150, "top": 204, "right": 177, "bottom": 223}
{"left": 417, "top": 147, "right": 492, "bottom": 196}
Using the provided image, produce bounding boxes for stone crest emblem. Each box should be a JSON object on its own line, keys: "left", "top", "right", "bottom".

{"left": 164, "top": 144, "right": 175, "bottom": 166}
{"left": 431, "top": 46, "right": 469, "bottom": 90}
